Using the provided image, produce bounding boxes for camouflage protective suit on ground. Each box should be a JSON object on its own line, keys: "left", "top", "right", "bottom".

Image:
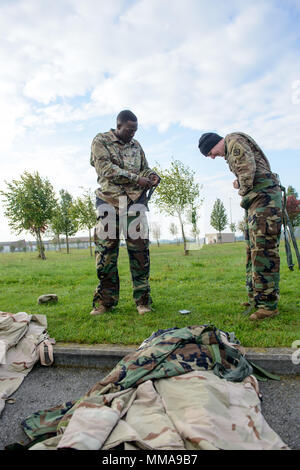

{"left": 225, "top": 133, "right": 283, "bottom": 311}
{"left": 20, "top": 325, "right": 287, "bottom": 450}
{"left": 0, "top": 311, "right": 52, "bottom": 416}
{"left": 90, "top": 129, "right": 157, "bottom": 308}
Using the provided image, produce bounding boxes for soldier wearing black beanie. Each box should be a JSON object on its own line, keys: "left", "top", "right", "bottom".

{"left": 198, "top": 133, "right": 223, "bottom": 156}
{"left": 198, "top": 130, "right": 283, "bottom": 322}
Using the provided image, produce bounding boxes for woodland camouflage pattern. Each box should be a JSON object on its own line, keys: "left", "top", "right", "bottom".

{"left": 90, "top": 129, "right": 156, "bottom": 308}
{"left": 224, "top": 132, "right": 279, "bottom": 198}
{"left": 93, "top": 213, "right": 151, "bottom": 307}
{"left": 245, "top": 187, "right": 282, "bottom": 310}
{"left": 90, "top": 129, "right": 155, "bottom": 209}
{"left": 20, "top": 325, "right": 288, "bottom": 451}
{"left": 224, "top": 132, "right": 282, "bottom": 311}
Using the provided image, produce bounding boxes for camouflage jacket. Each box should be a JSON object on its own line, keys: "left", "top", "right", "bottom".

{"left": 90, "top": 129, "right": 156, "bottom": 208}
{"left": 224, "top": 132, "right": 279, "bottom": 198}
{"left": 21, "top": 325, "right": 287, "bottom": 451}
{"left": 0, "top": 312, "right": 51, "bottom": 417}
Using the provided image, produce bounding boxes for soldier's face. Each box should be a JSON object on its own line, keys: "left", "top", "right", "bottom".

{"left": 207, "top": 139, "right": 225, "bottom": 159}
{"left": 117, "top": 120, "right": 138, "bottom": 143}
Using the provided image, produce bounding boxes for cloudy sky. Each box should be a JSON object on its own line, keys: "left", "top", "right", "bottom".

{"left": 1, "top": 0, "right": 300, "bottom": 242}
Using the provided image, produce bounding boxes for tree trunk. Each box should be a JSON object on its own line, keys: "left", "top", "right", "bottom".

{"left": 66, "top": 233, "right": 70, "bottom": 254}
{"left": 178, "top": 212, "right": 188, "bottom": 255}
{"left": 36, "top": 230, "right": 46, "bottom": 260}
{"left": 89, "top": 228, "right": 93, "bottom": 257}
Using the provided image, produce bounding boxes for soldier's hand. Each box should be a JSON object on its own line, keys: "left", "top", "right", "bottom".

{"left": 149, "top": 174, "right": 160, "bottom": 187}
{"left": 233, "top": 179, "right": 240, "bottom": 189}
{"left": 137, "top": 176, "right": 152, "bottom": 188}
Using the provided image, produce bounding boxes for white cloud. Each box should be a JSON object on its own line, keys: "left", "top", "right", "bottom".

{"left": 1, "top": 0, "right": 300, "bottom": 241}
{"left": 65, "top": 1, "right": 300, "bottom": 148}
{"left": 1, "top": 0, "right": 299, "bottom": 145}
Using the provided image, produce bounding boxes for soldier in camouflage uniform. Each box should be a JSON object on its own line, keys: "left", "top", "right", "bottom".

{"left": 90, "top": 110, "right": 160, "bottom": 316}
{"left": 198, "top": 132, "right": 283, "bottom": 320}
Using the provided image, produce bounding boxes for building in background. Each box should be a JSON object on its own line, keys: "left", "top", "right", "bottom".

{"left": 205, "top": 233, "right": 235, "bottom": 244}
{"left": 0, "top": 237, "right": 91, "bottom": 253}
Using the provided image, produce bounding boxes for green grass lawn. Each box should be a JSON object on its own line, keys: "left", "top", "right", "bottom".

{"left": 0, "top": 242, "right": 299, "bottom": 347}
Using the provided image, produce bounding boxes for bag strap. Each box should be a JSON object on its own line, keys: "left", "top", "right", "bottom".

{"left": 37, "top": 339, "right": 54, "bottom": 366}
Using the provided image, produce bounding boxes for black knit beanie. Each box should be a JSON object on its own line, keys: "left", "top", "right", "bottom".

{"left": 198, "top": 133, "right": 223, "bottom": 156}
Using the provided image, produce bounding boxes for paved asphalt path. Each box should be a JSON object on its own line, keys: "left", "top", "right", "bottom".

{"left": 0, "top": 364, "right": 299, "bottom": 451}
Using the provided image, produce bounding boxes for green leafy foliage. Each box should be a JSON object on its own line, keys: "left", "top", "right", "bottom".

{"left": 57, "top": 189, "right": 78, "bottom": 253}
{"left": 210, "top": 199, "right": 228, "bottom": 242}
{"left": 0, "top": 171, "right": 57, "bottom": 259}
{"left": 73, "top": 189, "right": 97, "bottom": 256}
{"left": 153, "top": 159, "right": 203, "bottom": 253}
{"left": 286, "top": 186, "right": 300, "bottom": 228}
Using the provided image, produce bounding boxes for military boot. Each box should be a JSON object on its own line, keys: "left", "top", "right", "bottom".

{"left": 250, "top": 308, "right": 279, "bottom": 320}
{"left": 90, "top": 305, "right": 112, "bottom": 316}
{"left": 137, "top": 305, "right": 151, "bottom": 315}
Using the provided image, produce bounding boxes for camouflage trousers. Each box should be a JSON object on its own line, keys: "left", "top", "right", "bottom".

{"left": 92, "top": 211, "right": 152, "bottom": 308}
{"left": 244, "top": 186, "right": 282, "bottom": 311}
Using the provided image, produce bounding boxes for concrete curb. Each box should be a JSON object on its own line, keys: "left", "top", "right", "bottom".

{"left": 52, "top": 343, "right": 300, "bottom": 375}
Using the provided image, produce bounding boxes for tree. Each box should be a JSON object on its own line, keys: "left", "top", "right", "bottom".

{"left": 57, "top": 189, "right": 78, "bottom": 254}
{"left": 237, "top": 219, "right": 247, "bottom": 236}
{"left": 153, "top": 159, "right": 203, "bottom": 255}
{"left": 284, "top": 185, "right": 300, "bottom": 228}
{"left": 229, "top": 222, "right": 236, "bottom": 233}
{"left": 287, "top": 185, "right": 299, "bottom": 199}
{"left": 210, "top": 199, "right": 228, "bottom": 243}
{"left": 169, "top": 222, "right": 179, "bottom": 244}
{"left": 151, "top": 222, "right": 161, "bottom": 247}
{"left": 286, "top": 194, "right": 300, "bottom": 228}
{"left": 73, "top": 189, "right": 97, "bottom": 256}
{"left": 49, "top": 208, "right": 65, "bottom": 251}
{"left": 188, "top": 204, "right": 201, "bottom": 242}
{"left": 0, "top": 171, "right": 57, "bottom": 259}
{"left": 229, "top": 222, "right": 237, "bottom": 242}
